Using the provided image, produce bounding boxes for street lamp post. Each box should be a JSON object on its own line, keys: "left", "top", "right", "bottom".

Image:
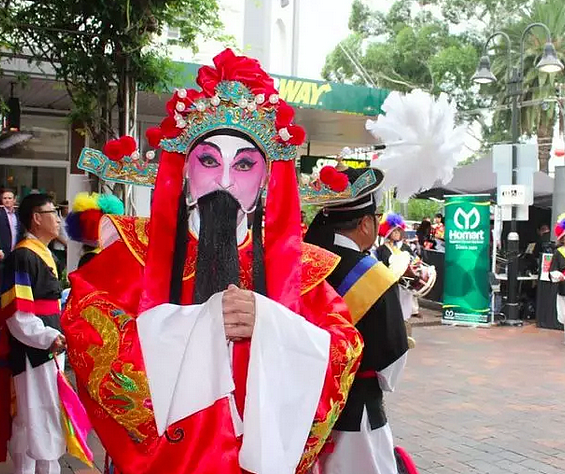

{"left": 472, "top": 24, "right": 564, "bottom": 325}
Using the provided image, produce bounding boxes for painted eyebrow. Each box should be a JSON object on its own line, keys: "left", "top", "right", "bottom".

{"left": 235, "top": 147, "right": 260, "bottom": 156}
{"left": 199, "top": 141, "right": 222, "bottom": 153}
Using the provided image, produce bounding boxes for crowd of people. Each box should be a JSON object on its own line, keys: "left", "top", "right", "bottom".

{"left": 411, "top": 214, "right": 445, "bottom": 253}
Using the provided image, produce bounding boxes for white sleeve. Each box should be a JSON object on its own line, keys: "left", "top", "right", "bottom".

{"left": 239, "top": 293, "right": 330, "bottom": 474}
{"left": 550, "top": 270, "right": 565, "bottom": 282}
{"left": 5, "top": 311, "right": 60, "bottom": 350}
{"left": 377, "top": 352, "right": 407, "bottom": 392}
{"left": 136, "top": 294, "right": 234, "bottom": 437}
{"left": 138, "top": 292, "right": 331, "bottom": 474}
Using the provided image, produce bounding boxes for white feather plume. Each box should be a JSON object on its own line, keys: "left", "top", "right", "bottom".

{"left": 366, "top": 89, "right": 467, "bottom": 202}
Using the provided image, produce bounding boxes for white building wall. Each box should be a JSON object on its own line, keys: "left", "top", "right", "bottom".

{"left": 162, "top": 0, "right": 296, "bottom": 75}
{"left": 160, "top": 0, "right": 357, "bottom": 80}
{"left": 295, "top": 0, "right": 355, "bottom": 80}
{"left": 161, "top": 0, "right": 245, "bottom": 65}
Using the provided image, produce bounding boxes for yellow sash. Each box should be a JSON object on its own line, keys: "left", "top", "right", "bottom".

{"left": 16, "top": 238, "right": 59, "bottom": 279}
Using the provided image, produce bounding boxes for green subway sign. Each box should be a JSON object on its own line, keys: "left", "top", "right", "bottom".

{"left": 171, "top": 62, "right": 389, "bottom": 116}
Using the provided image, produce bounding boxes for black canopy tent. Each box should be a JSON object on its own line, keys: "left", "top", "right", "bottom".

{"left": 411, "top": 155, "right": 554, "bottom": 306}
{"left": 416, "top": 154, "right": 554, "bottom": 208}
{"left": 415, "top": 154, "right": 553, "bottom": 250}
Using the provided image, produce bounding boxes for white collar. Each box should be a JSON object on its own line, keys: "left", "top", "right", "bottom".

{"left": 24, "top": 233, "right": 53, "bottom": 253}
{"left": 334, "top": 233, "right": 361, "bottom": 252}
{"left": 189, "top": 210, "right": 249, "bottom": 245}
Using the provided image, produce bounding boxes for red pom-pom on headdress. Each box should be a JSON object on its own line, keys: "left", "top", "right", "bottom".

{"left": 103, "top": 140, "right": 124, "bottom": 162}
{"left": 331, "top": 173, "right": 349, "bottom": 192}
{"left": 160, "top": 117, "right": 182, "bottom": 139}
{"left": 320, "top": 166, "right": 337, "bottom": 184}
{"left": 319, "top": 166, "right": 349, "bottom": 192}
{"left": 102, "top": 136, "right": 138, "bottom": 162}
{"left": 79, "top": 209, "right": 104, "bottom": 244}
{"left": 119, "top": 136, "right": 137, "bottom": 156}
{"left": 146, "top": 127, "right": 164, "bottom": 148}
{"left": 275, "top": 100, "right": 295, "bottom": 129}
{"left": 287, "top": 125, "right": 306, "bottom": 146}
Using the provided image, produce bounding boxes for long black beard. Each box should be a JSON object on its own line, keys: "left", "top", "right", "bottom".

{"left": 168, "top": 189, "right": 267, "bottom": 304}
{"left": 193, "top": 190, "right": 242, "bottom": 304}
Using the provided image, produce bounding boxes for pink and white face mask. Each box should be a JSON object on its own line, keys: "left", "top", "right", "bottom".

{"left": 185, "top": 134, "right": 268, "bottom": 212}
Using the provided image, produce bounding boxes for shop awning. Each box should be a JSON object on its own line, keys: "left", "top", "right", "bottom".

{"left": 0, "top": 55, "right": 389, "bottom": 155}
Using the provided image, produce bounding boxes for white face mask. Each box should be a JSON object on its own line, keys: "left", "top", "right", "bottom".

{"left": 185, "top": 134, "right": 267, "bottom": 213}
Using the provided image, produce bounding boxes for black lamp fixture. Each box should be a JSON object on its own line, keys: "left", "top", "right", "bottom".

{"left": 471, "top": 56, "right": 497, "bottom": 84}
{"left": 536, "top": 42, "right": 564, "bottom": 74}
{"left": 0, "top": 82, "right": 32, "bottom": 150}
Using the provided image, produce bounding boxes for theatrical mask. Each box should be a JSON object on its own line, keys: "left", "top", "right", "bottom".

{"left": 185, "top": 133, "right": 267, "bottom": 215}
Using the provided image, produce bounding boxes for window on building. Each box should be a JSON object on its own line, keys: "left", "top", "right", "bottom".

{"left": 0, "top": 114, "right": 69, "bottom": 161}
{"left": 167, "top": 26, "right": 180, "bottom": 40}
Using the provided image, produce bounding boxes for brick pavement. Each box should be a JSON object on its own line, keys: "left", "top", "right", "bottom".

{"left": 2, "top": 323, "right": 564, "bottom": 474}
{"left": 389, "top": 324, "right": 565, "bottom": 474}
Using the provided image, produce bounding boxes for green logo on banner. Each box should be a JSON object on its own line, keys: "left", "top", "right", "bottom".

{"left": 443, "top": 195, "right": 491, "bottom": 325}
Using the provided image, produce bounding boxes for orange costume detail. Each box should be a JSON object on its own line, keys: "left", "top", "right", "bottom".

{"left": 62, "top": 215, "right": 363, "bottom": 474}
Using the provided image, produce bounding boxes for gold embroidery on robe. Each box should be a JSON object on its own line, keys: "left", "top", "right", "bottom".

{"left": 107, "top": 215, "right": 340, "bottom": 293}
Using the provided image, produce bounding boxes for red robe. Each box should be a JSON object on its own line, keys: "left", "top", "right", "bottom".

{"left": 0, "top": 329, "right": 10, "bottom": 462}
{"left": 62, "top": 215, "right": 363, "bottom": 474}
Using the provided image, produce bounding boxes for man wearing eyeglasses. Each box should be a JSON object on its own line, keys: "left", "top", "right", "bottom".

{"left": 0, "top": 193, "right": 66, "bottom": 474}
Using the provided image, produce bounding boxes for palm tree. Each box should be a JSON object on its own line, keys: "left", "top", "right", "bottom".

{"left": 489, "top": 0, "right": 565, "bottom": 172}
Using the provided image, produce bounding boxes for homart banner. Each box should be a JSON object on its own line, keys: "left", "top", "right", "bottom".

{"left": 442, "top": 194, "right": 491, "bottom": 325}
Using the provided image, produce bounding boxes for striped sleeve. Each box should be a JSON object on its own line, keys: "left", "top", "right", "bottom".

{"left": 1, "top": 253, "right": 36, "bottom": 320}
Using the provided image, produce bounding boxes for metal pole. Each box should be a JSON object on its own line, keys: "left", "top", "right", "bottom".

{"left": 503, "top": 67, "right": 522, "bottom": 325}
{"left": 291, "top": 0, "right": 300, "bottom": 76}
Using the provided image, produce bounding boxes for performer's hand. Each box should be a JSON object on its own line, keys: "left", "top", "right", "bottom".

{"left": 50, "top": 334, "right": 67, "bottom": 354}
{"left": 0, "top": 250, "right": 4, "bottom": 260}
{"left": 222, "top": 284, "right": 256, "bottom": 341}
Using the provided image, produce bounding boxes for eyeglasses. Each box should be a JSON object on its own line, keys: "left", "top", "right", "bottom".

{"left": 35, "top": 209, "right": 58, "bottom": 215}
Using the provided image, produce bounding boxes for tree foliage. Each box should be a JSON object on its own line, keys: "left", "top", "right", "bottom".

{"left": 0, "top": 0, "right": 223, "bottom": 145}
{"left": 322, "top": 0, "right": 486, "bottom": 115}
{"left": 425, "top": 0, "right": 529, "bottom": 27}
{"left": 324, "top": 0, "right": 565, "bottom": 171}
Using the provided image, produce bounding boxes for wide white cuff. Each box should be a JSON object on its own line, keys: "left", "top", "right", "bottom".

{"left": 136, "top": 293, "right": 234, "bottom": 436}
{"left": 377, "top": 352, "right": 407, "bottom": 392}
{"left": 6, "top": 311, "right": 60, "bottom": 350}
{"left": 239, "top": 293, "right": 331, "bottom": 474}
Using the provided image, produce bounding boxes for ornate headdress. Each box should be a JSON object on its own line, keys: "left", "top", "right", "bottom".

{"left": 302, "top": 165, "right": 385, "bottom": 249}
{"left": 555, "top": 213, "right": 565, "bottom": 240}
{"left": 301, "top": 165, "right": 384, "bottom": 218}
{"left": 378, "top": 212, "right": 406, "bottom": 239}
{"left": 78, "top": 49, "right": 307, "bottom": 312}
{"left": 79, "top": 49, "right": 305, "bottom": 186}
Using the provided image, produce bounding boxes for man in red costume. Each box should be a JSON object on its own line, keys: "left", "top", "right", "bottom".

{"left": 62, "top": 49, "right": 362, "bottom": 474}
